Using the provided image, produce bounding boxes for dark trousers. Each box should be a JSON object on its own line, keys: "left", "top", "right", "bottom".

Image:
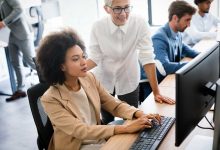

{"left": 101, "top": 86, "right": 139, "bottom": 125}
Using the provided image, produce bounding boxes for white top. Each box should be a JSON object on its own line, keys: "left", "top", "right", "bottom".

{"left": 70, "top": 87, "right": 97, "bottom": 125}
{"left": 70, "top": 87, "right": 99, "bottom": 144}
{"left": 89, "top": 15, "right": 155, "bottom": 95}
{"left": 183, "top": 11, "right": 220, "bottom": 45}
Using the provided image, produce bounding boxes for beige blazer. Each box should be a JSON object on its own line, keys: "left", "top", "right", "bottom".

{"left": 41, "top": 72, "right": 139, "bottom": 150}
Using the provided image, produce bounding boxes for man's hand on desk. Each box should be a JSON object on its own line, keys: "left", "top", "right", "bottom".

{"left": 181, "top": 57, "right": 192, "bottom": 62}
{"left": 154, "top": 94, "right": 175, "bottom": 105}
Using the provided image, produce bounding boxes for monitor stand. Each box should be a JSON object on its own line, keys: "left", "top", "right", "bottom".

{"left": 210, "top": 103, "right": 215, "bottom": 111}
{"left": 185, "top": 135, "right": 213, "bottom": 150}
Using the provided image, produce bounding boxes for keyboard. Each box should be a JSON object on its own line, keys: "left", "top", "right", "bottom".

{"left": 130, "top": 116, "right": 175, "bottom": 150}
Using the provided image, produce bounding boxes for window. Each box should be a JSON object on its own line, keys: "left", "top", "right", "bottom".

{"left": 148, "top": 0, "right": 197, "bottom": 26}
{"left": 148, "top": 0, "right": 174, "bottom": 26}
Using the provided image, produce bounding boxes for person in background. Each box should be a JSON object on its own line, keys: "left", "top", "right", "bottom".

{"left": 0, "top": 0, "right": 36, "bottom": 101}
{"left": 183, "top": 0, "right": 220, "bottom": 46}
{"left": 140, "top": 0, "right": 200, "bottom": 101}
{"left": 36, "top": 28, "right": 161, "bottom": 150}
{"left": 87, "top": 0, "right": 175, "bottom": 125}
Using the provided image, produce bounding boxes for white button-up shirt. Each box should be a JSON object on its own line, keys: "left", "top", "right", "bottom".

{"left": 183, "top": 11, "right": 220, "bottom": 45}
{"left": 89, "top": 15, "right": 155, "bottom": 95}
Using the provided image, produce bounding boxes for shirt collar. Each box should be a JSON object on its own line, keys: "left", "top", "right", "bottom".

{"left": 108, "top": 16, "right": 129, "bottom": 34}
{"left": 202, "top": 13, "right": 209, "bottom": 19}
{"left": 169, "top": 25, "right": 178, "bottom": 40}
{"left": 196, "top": 11, "right": 209, "bottom": 19}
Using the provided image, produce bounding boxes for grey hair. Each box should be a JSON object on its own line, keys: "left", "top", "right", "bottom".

{"left": 104, "top": 0, "right": 113, "bottom": 6}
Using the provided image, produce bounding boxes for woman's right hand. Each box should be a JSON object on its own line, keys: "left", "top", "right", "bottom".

{"left": 114, "top": 115, "right": 160, "bottom": 134}
{"left": 124, "top": 116, "right": 153, "bottom": 133}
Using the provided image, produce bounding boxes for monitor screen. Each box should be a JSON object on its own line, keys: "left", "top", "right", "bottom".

{"left": 175, "top": 43, "right": 219, "bottom": 146}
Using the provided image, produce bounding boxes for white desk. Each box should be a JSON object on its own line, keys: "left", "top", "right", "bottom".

{"left": 192, "top": 39, "right": 218, "bottom": 52}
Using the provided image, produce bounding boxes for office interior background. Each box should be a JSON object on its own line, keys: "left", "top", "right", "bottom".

{"left": 0, "top": 0, "right": 220, "bottom": 149}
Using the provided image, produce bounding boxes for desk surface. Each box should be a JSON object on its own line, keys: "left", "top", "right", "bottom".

{"left": 101, "top": 39, "right": 217, "bottom": 150}
{"left": 101, "top": 74, "right": 214, "bottom": 150}
{"left": 192, "top": 39, "right": 217, "bottom": 52}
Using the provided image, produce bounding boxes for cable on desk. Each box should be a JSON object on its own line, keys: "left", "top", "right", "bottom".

{"left": 197, "top": 116, "right": 214, "bottom": 130}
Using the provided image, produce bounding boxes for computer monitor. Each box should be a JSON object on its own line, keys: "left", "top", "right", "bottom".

{"left": 213, "top": 79, "right": 220, "bottom": 150}
{"left": 175, "top": 42, "right": 219, "bottom": 146}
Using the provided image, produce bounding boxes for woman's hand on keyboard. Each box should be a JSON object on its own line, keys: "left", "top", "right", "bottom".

{"left": 114, "top": 115, "right": 160, "bottom": 134}
{"left": 126, "top": 116, "right": 153, "bottom": 133}
{"left": 145, "top": 113, "right": 161, "bottom": 125}
{"left": 134, "top": 111, "right": 161, "bottom": 125}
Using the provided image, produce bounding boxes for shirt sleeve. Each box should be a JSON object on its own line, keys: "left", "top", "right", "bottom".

{"left": 3, "top": 0, "right": 23, "bottom": 26}
{"left": 184, "top": 22, "right": 216, "bottom": 44}
{"left": 182, "top": 43, "right": 200, "bottom": 58}
{"left": 137, "top": 19, "right": 155, "bottom": 66}
{"left": 88, "top": 23, "right": 103, "bottom": 65}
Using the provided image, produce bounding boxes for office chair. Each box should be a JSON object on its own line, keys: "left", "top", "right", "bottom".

{"left": 139, "top": 79, "right": 149, "bottom": 103}
{"left": 139, "top": 64, "right": 150, "bottom": 103}
{"left": 32, "top": 57, "right": 46, "bottom": 83}
{"left": 27, "top": 83, "right": 53, "bottom": 150}
{"left": 25, "top": 6, "right": 44, "bottom": 79}
{"left": 29, "top": 6, "right": 44, "bottom": 47}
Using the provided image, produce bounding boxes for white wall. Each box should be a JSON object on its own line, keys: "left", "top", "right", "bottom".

{"left": 209, "top": 0, "right": 219, "bottom": 17}
{"left": 55, "top": 0, "right": 149, "bottom": 47}
{"left": 58, "top": 0, "right": 98, "bottom": 47}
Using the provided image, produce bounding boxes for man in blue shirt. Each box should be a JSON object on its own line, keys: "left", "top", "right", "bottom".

{"left": 140, "top": 1, "right": 199, "bottom": 102}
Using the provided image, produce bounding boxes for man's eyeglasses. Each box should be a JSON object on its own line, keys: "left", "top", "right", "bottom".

{"left": 108, "top": 6, "right": 133, "bottom": 14}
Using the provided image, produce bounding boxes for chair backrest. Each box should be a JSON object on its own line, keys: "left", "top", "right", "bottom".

{"left": 32, "top": 57, "right": 46, "bottom": 83}
{"left": 29, "top": 6, "right": 44, "bottom": 47}
{"left": 27, "top": 83, "right": 53, "bottom": 150}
